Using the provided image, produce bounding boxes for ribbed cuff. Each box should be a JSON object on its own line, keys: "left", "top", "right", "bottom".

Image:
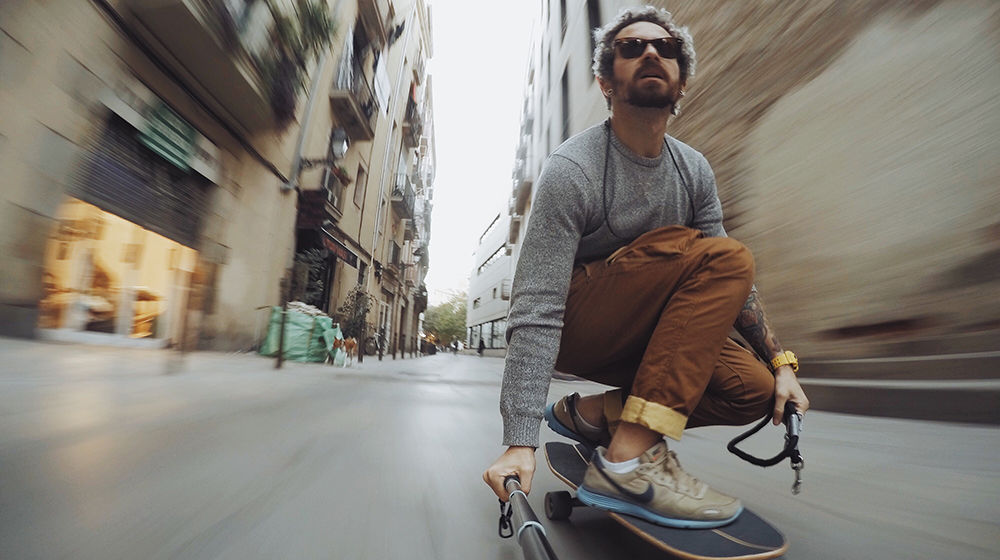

{"left": 503, "top": 413, "right": 542, "bottom": 448}
{"left": 621, "top": 396, "right": 688, "bottom": 441}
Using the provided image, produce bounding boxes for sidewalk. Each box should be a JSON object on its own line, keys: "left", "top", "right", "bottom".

{"left": 0, "top": 336, "right": 434, "bottom": 380}
{"left": 2, "top": 336, "right": 996, "bottom": 424}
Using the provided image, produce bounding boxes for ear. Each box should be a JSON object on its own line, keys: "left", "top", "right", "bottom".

{"left": 596, "top": 76, "right": 612, "bottom": 98}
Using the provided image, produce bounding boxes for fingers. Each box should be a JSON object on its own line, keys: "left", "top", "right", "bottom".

{"left": 483, "top": 446, "right": 536, "bottom": 501}
{"left": 772, "top": 395, "right": 787, "bottom": 425}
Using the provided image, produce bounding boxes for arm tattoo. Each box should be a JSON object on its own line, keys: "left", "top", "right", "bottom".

{"left": 735, "top": 289, "right": 784, "bottom": 362}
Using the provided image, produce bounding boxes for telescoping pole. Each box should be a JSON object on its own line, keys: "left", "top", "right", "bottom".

{"left": 500, "top": 476, "right": 559, "bottom": 560}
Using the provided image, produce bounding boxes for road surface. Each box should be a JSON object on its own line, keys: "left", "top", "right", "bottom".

{"left": 0, "top": 339, "right": 996, "bottom": 559}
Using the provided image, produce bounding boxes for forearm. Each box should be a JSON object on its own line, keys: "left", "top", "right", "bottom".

{"left": 734, "top": 288, "right": 784, "bottom": 363}
{"left": 500, "top": 326, "right": 560, "bottom": 447}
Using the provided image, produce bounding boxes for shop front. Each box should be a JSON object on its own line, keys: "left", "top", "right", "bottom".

{"left": 37, "top": 80, "right": 220, "bottom": 347}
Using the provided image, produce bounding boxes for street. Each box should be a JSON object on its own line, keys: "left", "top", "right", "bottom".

{"left": 0, "top": 338, "right": 997, "bottom": 560}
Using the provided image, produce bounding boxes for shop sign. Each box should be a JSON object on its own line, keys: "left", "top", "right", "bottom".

{"left": 320, "top": 229, "right": 359, "bottom": 268}
{"left": 139, "top": 101, "right": 196, "bottom": 171}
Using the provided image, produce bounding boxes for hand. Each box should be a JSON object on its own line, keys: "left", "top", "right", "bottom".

{"left": 483, "top": 446, "right": 536, "bottom": 501}
{"left": 773, "top": 366, "right": 809, "bottom": 425}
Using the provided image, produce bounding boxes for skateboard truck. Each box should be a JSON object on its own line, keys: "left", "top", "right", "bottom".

{"left": 727, "top": 401, "right": 805, "bottom": 494}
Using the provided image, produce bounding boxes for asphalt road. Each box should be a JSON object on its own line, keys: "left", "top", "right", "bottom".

{"left": 0, "top": 339, "right": 996, "bottom": 559}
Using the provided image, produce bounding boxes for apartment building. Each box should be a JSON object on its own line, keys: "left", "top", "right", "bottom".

{"left": 293, "top": 0, "right": 434, "bottom": 359}
{"left": 466, "top": 213, "right": 512, "bottom": 350}
{"left": 0, "top": 0, "right": 434, "bottom": 355}
{"left": 466, "top": 0, "right": 623, "bottom": 351}
{"left": 499, "top": 0, "right": 999, "bottom": 374}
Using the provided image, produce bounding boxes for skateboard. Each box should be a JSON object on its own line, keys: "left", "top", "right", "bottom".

{"left": 543, "top": 442, "right": 789, "bottom": 560}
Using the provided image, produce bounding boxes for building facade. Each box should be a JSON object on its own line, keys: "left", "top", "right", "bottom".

{"left": 0, "top": 0, "right": 434, "bottom": 355}
{"left": 292, "top": 0, "right": 435, "bottom": 360}
{"left": 466, "top": 213, "right": 512, "bottom": 350}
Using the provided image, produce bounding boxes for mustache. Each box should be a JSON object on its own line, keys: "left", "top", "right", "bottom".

{"left": 634, "top": 62, "right": 667, "bottom": 79}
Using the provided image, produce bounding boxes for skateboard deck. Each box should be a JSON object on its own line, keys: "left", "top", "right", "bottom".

{"left": 544, "top": 442, "right": 788, "bottom": 560}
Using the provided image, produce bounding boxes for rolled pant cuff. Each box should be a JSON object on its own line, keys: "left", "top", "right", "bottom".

{"left": 621, "top": 396, "right": 688, "bottom": 441}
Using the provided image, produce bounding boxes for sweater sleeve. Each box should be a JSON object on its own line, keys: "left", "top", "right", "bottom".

{"left": 500, "top": 155, "right": 591, "bottom": 447}
{"left": 689, "top": 153, "right": 728, "bottom": 238}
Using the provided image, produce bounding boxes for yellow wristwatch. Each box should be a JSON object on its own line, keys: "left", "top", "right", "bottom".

{"left": 770, "top": 350, "right": 799, "bottom": 373}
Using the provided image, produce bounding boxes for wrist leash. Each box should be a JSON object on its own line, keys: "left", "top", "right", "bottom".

{"left": 727, "top": 401, "right": 805, "bottom": 494}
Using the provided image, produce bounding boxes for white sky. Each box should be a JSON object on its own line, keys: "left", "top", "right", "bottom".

{"left": 424, "top": 0, "right": 537, "bottom": 305}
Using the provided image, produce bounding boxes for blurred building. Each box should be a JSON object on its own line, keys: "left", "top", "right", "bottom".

{"left": 485, "top": 0, "right": 999, "bottom": 420}
{"left": 0, "top": 0, "right": 434, "bottom": 357}
{"left": 466, "top": 213, "right": 512, "bottom": 351}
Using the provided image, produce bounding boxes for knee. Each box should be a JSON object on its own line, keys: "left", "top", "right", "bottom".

{"left": 714, "top": 238, "right": 755, "bottom": 280}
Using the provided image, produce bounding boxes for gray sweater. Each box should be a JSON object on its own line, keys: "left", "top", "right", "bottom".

{"left": 500, "top": 122, "right": 728, "bottom": 447}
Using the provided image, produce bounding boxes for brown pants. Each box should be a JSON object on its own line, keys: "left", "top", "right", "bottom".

{"left": 554, "top": 226, "right": 774, "bottom": 441}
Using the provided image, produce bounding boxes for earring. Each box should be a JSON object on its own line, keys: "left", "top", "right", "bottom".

{"left": 606, "top": 89, "right": 614, "bottom": 96}
{"left": 679, "top": 90, "right": 686, "bottom": 97}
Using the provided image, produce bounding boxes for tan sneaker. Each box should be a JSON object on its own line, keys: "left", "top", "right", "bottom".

{"left": 578, "top": 441, "right": 743, "bottom": 528}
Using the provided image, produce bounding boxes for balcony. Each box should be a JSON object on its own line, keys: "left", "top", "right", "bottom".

{"left": 358, "top": 0, "right": 392, "bottom": 47}
{"left": 402, "top": 98, "right": 424, "bottom": 148}
{"left": 413, "top": 56, "right": 426, "bottom": 85}
{"left": 296, "top": 188, "right": 341, "bottom": 228}
{"left": 402, "top": 218, "right": 416, "bottom": 241}
{"left": 391, "top": 174, "right": 415, "bottom": 220}
{"left": 386, "top": 241, "right": 402, "bottom": 276}
{"left": 126, "top": 0, "right": 273, "bottom": 131}
{"left": 330, "top": 52, "right": 379, "bottom": 141}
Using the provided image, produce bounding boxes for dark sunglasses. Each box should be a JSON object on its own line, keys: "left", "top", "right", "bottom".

{"left": 613, "top": 37, "right": 682, "bottom": 60}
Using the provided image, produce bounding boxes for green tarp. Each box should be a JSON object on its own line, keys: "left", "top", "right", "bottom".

{"left": 258, "top": 306, "right": 344, "bottom": 363}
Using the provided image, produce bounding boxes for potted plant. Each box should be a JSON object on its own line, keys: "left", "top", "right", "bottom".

{"left": 333, "top": 165, "right": 352, "bottom": 185}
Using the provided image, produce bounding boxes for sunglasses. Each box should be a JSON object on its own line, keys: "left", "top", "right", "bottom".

{"left": 613, "top": 37, "right": 682, "bottom": 60}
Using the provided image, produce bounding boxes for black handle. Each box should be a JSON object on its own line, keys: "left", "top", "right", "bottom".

{"left": 496, "top": 475, "right": 559, "bottom": 559}
{"left": 503, "top": 475, "right": 521, "bottom": 494}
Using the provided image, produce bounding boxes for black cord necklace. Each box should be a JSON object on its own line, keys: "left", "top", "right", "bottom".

{"left": 600, "top": 119, "right": 695, "bottom": 238}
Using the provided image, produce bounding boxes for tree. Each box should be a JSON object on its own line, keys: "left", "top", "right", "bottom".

{"left": 423, "top": 291, "right": 467, "bottom": 346}
{"left": 332, "top": 285, "right": 373, "bottom": 339}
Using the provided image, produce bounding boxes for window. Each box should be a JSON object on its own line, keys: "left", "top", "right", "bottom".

{"left": 561, "top": 66, "right": 570, "bottom": 141}
{"left": 324, "top": 129, "right": 345, "bottom": 211}
{"left": 473, "top": 297, "right": 481, "bottom": 309}
{"left": 354, "top": 164, "right": 367, "bottom": 207}
{"left": 492, "top": 287, "right": 497, "bottom": 299}
{"left": 559, "top": 0, "right": 567, "bottom": 40}
{"left": 358, "top": 261, "right": 367, "bottom": 285}
{"left": 477, "top": 245, "right": 505, "bottom": 275}
{"left": 586, "top": 0, "right": 601, "bottom": 55}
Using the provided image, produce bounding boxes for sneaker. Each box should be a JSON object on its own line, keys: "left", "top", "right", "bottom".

{"left": 545, "top": 392, "right": 612, "bottom": 449}
{"left": 577, "top": 441, "right": 743, "bottom": 528}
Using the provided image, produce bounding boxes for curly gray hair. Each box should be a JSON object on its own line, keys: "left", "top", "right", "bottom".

{"left": 592, "top": 6, "right": 696, "bottom": 111}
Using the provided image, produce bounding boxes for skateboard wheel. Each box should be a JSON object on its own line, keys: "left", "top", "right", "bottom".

{"left": 545, "top": 491, "right": 574, "bottom": 520}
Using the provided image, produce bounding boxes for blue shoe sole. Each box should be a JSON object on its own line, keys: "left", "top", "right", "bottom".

{"left": 576, "top": 486, "right": 743, "bottom": 529}
{"left": 544, "top": 403, "right": 597, "bottom": 449}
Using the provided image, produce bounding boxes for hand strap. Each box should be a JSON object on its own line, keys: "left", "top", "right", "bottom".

{"left": 727, "top": 401, "right": 803, "bottom": 467}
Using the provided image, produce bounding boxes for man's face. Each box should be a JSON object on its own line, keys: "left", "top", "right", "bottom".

{"left": 607, "top": 21, "right": 684, "bottom": 109}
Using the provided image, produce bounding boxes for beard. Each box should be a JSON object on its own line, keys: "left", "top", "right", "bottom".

{"left": 615, "top": 74, "right": 681, "bottom": 109}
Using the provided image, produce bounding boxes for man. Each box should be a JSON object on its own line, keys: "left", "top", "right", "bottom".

{"left": 483, "top": 6, "right": 809, "bottom": 529}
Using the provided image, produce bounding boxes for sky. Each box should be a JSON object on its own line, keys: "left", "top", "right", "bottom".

{"left": 424, "top": 0, "right": 537, "bottom": 306}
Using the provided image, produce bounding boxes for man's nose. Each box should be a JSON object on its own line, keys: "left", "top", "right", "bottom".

{"left": 640, "top": 43, "right": 660, "bottom": 59}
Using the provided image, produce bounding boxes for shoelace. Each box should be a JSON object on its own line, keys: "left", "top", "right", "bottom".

{"left": 664, "top": 451, "right": 705, "bottom": 495}
{"left": 643, "top": 449, "right": 704, "bottom": 495}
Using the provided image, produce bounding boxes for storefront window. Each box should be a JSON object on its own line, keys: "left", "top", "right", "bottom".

{"left": 491, "top": 318, "right": 507, "bottom": 349}
{"left": 38, "top": 197, "right": 197, "bottom": 341}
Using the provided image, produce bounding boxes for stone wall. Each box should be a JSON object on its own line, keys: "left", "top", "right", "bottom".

{"left": 655, "top": 0, "right": 999, "bottom": 358}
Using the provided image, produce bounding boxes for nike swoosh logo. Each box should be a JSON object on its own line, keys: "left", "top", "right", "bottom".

{"left": 594, "top": 455, "right": 656, "bottom": 504}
